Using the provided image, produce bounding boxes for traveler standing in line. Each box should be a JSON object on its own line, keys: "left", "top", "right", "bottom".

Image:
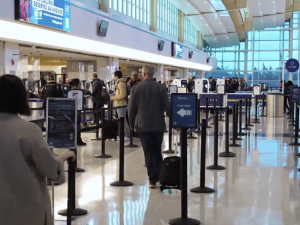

{"left": 209, "top": 77, "right": 216, "bottom": 92}
{"left": 130, "top": 71, "right": 140, "bottom": 87}
{"left": 91, "top": 73, "right": 103, "bottom": 124}
{"left": 0, "top": 74, "right": 75, "bottom": 225}
{"left": 40, "top": 75, "right": 64, "bottom": 108}
{"left": 71, "top": 78, "right": 86, "bottom": 146}
{"left": 128, "top": 65, "right": 171, "bottom": 188}
{"left": 187, "top": 76, "right": 196, "bottom": 93}
{"left": 110, "top": 71, "right": 131, "bottom": 142}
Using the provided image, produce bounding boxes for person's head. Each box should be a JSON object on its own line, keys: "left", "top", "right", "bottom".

{"left": 91, "top": 73, "right": 98, "bottom": 80}
{"left": 131, "top": 71, "right": 138, "bottom": 82}
{"left": 0, "top": 75, "right": 31, "bottom": 116}
{"left": 47, "top": 75, "right": 55, "bottom": 83}
{"left": 209, "top": 77, "right": 213, "bottom": 81}
{"left": 72, "top": 78, "right": 80, "bottom": 87}
{"left": 114, "top": 71, "right": 123, "bottom": 82}
{"left": 142, "top": 65, "right": 155, "bottom": 80}
{"left": 65, "top": 77, "right": 71, "bottom": 84}
{"left": 125, "top": 77, "right": 132, "bottom": 84}
{"left": 192, "top": 76, "right": 196, "bottom": 81}
{"left": 153, "top": 78, "right": 156, "bottom": 82}
{"left": 287, "top": 80, "right": 294, "bottom": 86}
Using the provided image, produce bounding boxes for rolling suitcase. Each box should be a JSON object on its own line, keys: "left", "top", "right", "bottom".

{"left": 159, "top": 156, "right": 181, "bottom": 191}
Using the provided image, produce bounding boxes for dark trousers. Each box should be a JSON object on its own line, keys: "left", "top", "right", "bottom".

{"left": 77, "top": 114, "right": 83, "bottom": 143}
{"left": 284, "top": 96, "right": 290, "bottom": 113}
{"left": 93, "top": 102, "right": 103, "bottom": 122}
{"left": 139, "top": 132, "right": 164, "bottom": 183}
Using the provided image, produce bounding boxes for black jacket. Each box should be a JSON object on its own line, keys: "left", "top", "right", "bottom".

{"left": 91, "top": 79, "right": 103, "bottom": 103}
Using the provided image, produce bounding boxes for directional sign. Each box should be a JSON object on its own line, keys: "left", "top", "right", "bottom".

{"left": 286, "top": 58, "right": 300, "bottom": 73}
{"left": 68, "top": 89, "right": 83, "bottom": 110}
{"left": 171, "top": 93, "right": 197, "bottom": 128}
{"left": 291, "top": 86, "right": 299, "bottom": 102}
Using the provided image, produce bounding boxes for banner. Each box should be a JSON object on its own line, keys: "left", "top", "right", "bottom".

{"left": 15, "top": 0, "right": 71, "bottom": 32}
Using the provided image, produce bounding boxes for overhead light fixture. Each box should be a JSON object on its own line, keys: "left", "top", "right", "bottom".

{"left": 219, "top": 22, "right": 222, "bottom": 24}
{"left": 206, "top": 24, "right": 208, "bottom": 26}
{"left": 223, "top": 30, "right": 225, "bottom": 31}
{"left": 226, "top": 37, "right": 229, "bottom": 38}
{"left": 260, "top": 12, "right": 262, "bottom": 13}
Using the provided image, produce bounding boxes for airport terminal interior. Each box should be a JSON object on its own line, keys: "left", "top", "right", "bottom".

{"left": 2, "top": 0, "right": 300, "bottom": 225}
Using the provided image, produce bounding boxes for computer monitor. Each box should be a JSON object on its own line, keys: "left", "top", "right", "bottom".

{"left": 99, "top": 20, "right": 109, "bottom": 37}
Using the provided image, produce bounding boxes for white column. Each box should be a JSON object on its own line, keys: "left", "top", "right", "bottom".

{"left": 156, "top": 64, "right": 164, "bottom": 82}
{"left": 100, "top": 0, "right": 109, "bottom": 13}
{"left": 96, "top": 57, "right": 109, "bottom": 81}
{"left": 0, "top": 41, "right": 20, "bottom": 76}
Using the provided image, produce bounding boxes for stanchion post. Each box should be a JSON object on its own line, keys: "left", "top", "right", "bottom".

{"left": 164, "top": 116, "right": 175, "bottom": 154}
{"left": 242, "top": 98, "right": 251, "bottom": 130}
{"left": 194, "top": 106, "right": 201, "bottom": 134}
{"left": 190, "top": 119, "right": 215, "bottom": 193}
{"left": 169, "top": 128, "right": 200, "bottom": 225}
{"left": 110, "top": 117, "right": 134, "bottom": 186}
{"left": 289, "top": 102, "right": 295, "bottom": 126}
{"left": 229, "top": 104, "right": 241, "bottom": 147}
{"left": 238, "top": 100, "right": 246, "bottom": 136}
{"left": 206, "top": 112, "right": 226, "bottom": 170}
{"left": 219, "top": 107, "right": 236, "bottom": 158}
{"left": 288, "top": 96, "right": 293, "bottom": 119}
{"left": 58, "top": 158, "right": 88, "bottom": 217}
{"left": 125, "top": 130, "right": 139, "bottom": 148}
{"left": 247, "top": 97, "right": 254, "bottom": 127}
{"left": 289, "top": 105, "right": 300, "bottom": 146}
{"left": 71, "top": 148, "right": 85, "bottom": 172}
{"left": 205, "top": 98, "right": 212, "bottom": 128}
{"left": 95, "top": 108, "right": 112, "bottom": 158}
{"left": 219, "top": 94, "right": 225, "bottom": 121}
{"left": 91, "top": 109, "right": 101, "bottom": 141}
{"left": 252, "top": 95, "right": 260, "bottom": 123}
{"left": 232, "top": 101, "right": 242, "bottom": 141}
{"left": 210, "top": 98, "right": 217, "bottom": 125}
{"left": 260, "top": 94, "right": 266, "bottom": 117}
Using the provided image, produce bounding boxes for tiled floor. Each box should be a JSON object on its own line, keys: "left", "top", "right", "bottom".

{"left": 52, "top": 115, "right": 300, "bottom": 225}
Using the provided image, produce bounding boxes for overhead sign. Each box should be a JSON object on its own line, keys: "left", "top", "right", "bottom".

{"left": 15, "top": 0, "right": 71, "bottom": 32}
{"left": 199, "top": 94, "right": 224, "bottom": 107}
{"left": 171, "top": 93, "right": 197, "bottom": 128}
{"left": 286, "top": 58, "right": 300, "bottom": 73}
{"left": 172, "top": 42, "right": 184, "bottom": 59}
{"left": 68, "top": 89, "right": 83, "bottom": 110}
{"left": 46, "top": 98, "right": 77, "bottom": 148}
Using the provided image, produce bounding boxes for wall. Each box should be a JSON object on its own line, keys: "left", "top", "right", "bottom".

{"left": 27, "top": 65, "right": 65, "bottom": 74}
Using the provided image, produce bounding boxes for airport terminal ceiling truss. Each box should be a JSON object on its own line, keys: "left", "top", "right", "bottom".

{"left": 169, "top": 0, "right": 300, "bottom": 48}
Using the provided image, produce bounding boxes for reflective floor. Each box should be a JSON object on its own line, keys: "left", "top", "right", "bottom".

{"left": 52, "top": 115, "right": 300, "bottom": 225}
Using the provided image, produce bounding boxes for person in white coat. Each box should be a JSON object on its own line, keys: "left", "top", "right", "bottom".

{"left": 0, "top": 74, "right": 75, "bottom": 225}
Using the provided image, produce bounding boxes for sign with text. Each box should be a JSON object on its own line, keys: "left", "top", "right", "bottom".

{"left": 199, "top": 94, "right": 224, "bottom": 107}
{"left": 171, "top": 93, "right": 197, "bottom": 128}
{"left": 286, "top": 58, "right": 300, "bottom": 73}
{"left": 291, "top": 86, "right": 299, "bottom": 102}
{"left": 15, "top": 0, "right": 71, "bottom": 32}
{"left": 67, "top": 89, "right": 83, "bottom": 110}
{"left": 46, "top": 98, "right": 77, "bottom": 148}
{"left": 172, "top": 42, "right": 184, "bottom": 59}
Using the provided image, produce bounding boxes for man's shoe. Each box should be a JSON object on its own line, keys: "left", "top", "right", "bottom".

{"left": 149, "top": 182, "right": 156, "bottom": 189}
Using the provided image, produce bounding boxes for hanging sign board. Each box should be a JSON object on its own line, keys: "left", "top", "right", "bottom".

{"left": 67, "top": 89, "right": 83, "bottom": 110}
{"left": 46, "top": 98, "right": 77, "bottom": 149}
{"left": 253, "top": 85, "right": 260, "bottom": 96}
{"left": 286, "top": 59, "right": 300, "bottom": 73}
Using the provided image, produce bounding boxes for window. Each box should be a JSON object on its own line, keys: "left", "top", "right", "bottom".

{"left": 109, "top": 0, "right": 151, "bottom": 25}
{"left": 157, "top": 0, "right": 178, "bottom": 37}
{"left": 184, "top": 17, "right": 198, "bottom": 45}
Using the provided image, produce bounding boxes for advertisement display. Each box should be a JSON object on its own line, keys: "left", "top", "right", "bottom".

{"left": 46, "top": 98, "right": 77, "bottom": 148}
{"left": 172, "top": 42, "right": 184, "bottom": 59}
{"left": 15, "top": 0, "right": 71, "bottom": 32}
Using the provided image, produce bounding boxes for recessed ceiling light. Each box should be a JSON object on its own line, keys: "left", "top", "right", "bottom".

{"left": 206, "top": 24, "right": 208, "bottom": 26}
{"left": 214, "top": 38, "right": 216, "bottom": 40}
{"left": 261, "top": 20, "right": 263, "bottom": 22}
{"left": 226, "top": 37, "right": 229, "bottom": 38}
{"left": 210, "top": 31, "right": 212, "bottom": 33}
{"left": 273, "top": 10, "right": 275, "bottom": 11}
{"left": 204, "top": 1, "right": 207, "bottom": 3}
{"left": 260, "top": 12, "right": 262, "bottom": 13}
{"left": 219, "top": 22, "right": 222, "bottom": 24}
{"left": 223, "top": 30, "right": 225, "bottom": 31}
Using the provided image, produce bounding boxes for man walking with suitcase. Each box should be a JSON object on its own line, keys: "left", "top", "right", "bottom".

{"left": 128, "top": 65, "right": 171, "bottom": 188}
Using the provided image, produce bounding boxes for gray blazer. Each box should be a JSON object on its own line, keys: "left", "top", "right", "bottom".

{"left": 128, "top": 79, "right": 171, "bottom": 133}
{"left": 0, "top": 113, "right": 64, "bottom": 225}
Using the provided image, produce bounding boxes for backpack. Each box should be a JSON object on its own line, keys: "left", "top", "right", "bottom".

{"left": 159, "top": 156, "right": 181, "bottom": 191}
{"left": 44, "top": 83, "right": 64, "bottom": 99}
{"left": 102, "top": 119, "right": 118, "bottom": 140}
{"left": 100, "top": 81, "right": 110, "bottom": 104}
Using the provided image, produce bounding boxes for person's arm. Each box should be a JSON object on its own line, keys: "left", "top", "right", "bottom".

{"left": 162, "top": 86, "right": 171, "bottom": 117}
{"left": 128, "top": 86, "right": 137, "bottom": 130}
{"left": 91, "top": 82, "right": 97, "bottom": 97}
{"left": 29, "top": 125, "right": 73, "bottom": 182}
{"left": 112, "top": 82, "right": 127, "bottom": 101}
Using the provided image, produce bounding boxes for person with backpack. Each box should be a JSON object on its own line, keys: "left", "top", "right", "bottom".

{"left": 91, "top": 73, "right": 104, "bottom": 124}
{"left": 40, "top": 75, "right": 64, "bottom": 106}
{"left": 110, "top": 71, "right": 131, "bottom": 142}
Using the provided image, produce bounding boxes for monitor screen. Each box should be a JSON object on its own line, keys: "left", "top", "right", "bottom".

{"left": 172, "top": 42, "right": 183, "bottom": 59}
{"left": 158, "top": 40, "right": 165, "bottom": 51}
{"left": 99, "top": 20, "right": 109, "bottom": 37}
{"left": 189, "top": 51, "right": 193, "bottom": 59}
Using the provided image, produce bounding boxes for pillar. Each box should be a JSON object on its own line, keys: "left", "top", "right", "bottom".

{"left": 107, "top": 57, "right": 119, "bottom": 82}
{"left": 178, "top": 10, "right": 184, "bottom": 43}
{"left": 150, "top": 0, "right": 157, "bottom": 32}
{"left": 197, "top": 31, "right": 203, "bottom": 50}
{"left": 156, "top": 64, "right": 164, "bottom": 82}
{"left": 0, "top": 41, "right": 20, "bottom": 76}
{"left": 100, "top": 0, "right": 110, "bottom": 13}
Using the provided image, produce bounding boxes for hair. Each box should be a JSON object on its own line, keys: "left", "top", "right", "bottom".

{"left": 92, "top": 73, "right": 97, "bottom": 79}
{"left": 0, "top": 75, "right": 31, "bottom": 116}
{"left": 114, "top": 71, "right": 123, "bottom": 79}
{"left": 142, "top": 65, "right": 155, "bottom": 77}
{"left": 72, "top": 78, "right": 80, "bottom": 87}
{"left": 153, "top": 78, "right": 156, "bottom": 81}
{"left": 192, "top": 76, "right": 196, "bottom": 80}
{"left": 125, "top": 77, "right": 132, "bottom": 83}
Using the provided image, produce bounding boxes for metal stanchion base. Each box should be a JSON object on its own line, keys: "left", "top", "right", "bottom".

{"left": 91, "top": 138, "right": 102, "bottom": 141}
{"left": 194, "top": 130, "right": 201, "bottom": 134}
{"left": 187, "top": 135, "right": 197, "bottom": 139}
{"left": 58, "top": 208, "right": 88, "bottom": 216}
{"left": 247, "top": 124, "right": 254, "bottom": 127}
{"left": 237, "top": 132, "right": 246, "bottom": 136}
{"left": 190, "top": 186, "right": 215, "bottom": 193}
{"left": 125, "top": 143, "right": 139, "bottom": 148}
{"left": 175, "top": 142, "right": 188, "bottom": 146}
{"left": 252, "top": 120, "right": 260, "bottom": 124}
{"left": 169, "top": 217, "right": 200, "bottom": 225}
{"left": 75, "top": 168, "right": 85, "bottom": 173}
{"left": 229, "top": 143, "right": 241, "bottom": 147}
{"left": 230, "top": 137, "right": 242, "bottom": 141}
{"left": 242, "top": 127, "right": 252, "bottom": 130}
{"left": 289, "top": 142, "right": 300, "bottom": 146}
{"left": 206, "top": 165, "right": 226, "bottom": 170}
{"left": 163, "top": 149, "right": 176, "bottom": 154}
{"left": 260, "top": 115, "right": 266, "bottom": 117}
{"left": 110, "top": 180, "right": 134, "bottom": 187}
{"left": 206, "top": 125, "right": 212, "bottom": 129}
{"left": 94, "top": 154, "right": 112, "bottom": 158}
{"left": 219, "top": 152, "right": 236, "bottom": 157}
{"left": 294, "top": 153, "right": 300, "bottom": 157}
{"left": 47, "top": 180, "right": 61, "bottom": 186}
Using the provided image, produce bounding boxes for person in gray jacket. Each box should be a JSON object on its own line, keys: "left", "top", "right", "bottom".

{"left": 91, "top": 72, "right": 103, "bottom": 123}
{"left": 0, "top": 75, "right": 75, "bottom": 225}
{"left": 128, "top": 65, "right": 171, "bottom": 188}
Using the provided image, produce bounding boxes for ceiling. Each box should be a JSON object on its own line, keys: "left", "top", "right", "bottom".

{"left": 168, "top": 0, "right": 298, "bottom": 48}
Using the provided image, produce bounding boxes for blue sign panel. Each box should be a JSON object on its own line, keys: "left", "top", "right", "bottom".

{"left": 291, "top": 86, "right": 299, "bottom": 102}
{"left": 227, "top": 94, "right": 252, "bottom": 107}
{"left": 199, "top": 94, "right": 224, "bottom": 107}
{"left": 15, "top": 0, "right": 71, "bottom": 32}
{"left": 171, "top": 93, "right": 197, "bottom": 128}
{"left": 286, "top": 58, "right": 300, "bottom": 73}
{"left": 172, "top": 42, "right": 184, "bottom": 59}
